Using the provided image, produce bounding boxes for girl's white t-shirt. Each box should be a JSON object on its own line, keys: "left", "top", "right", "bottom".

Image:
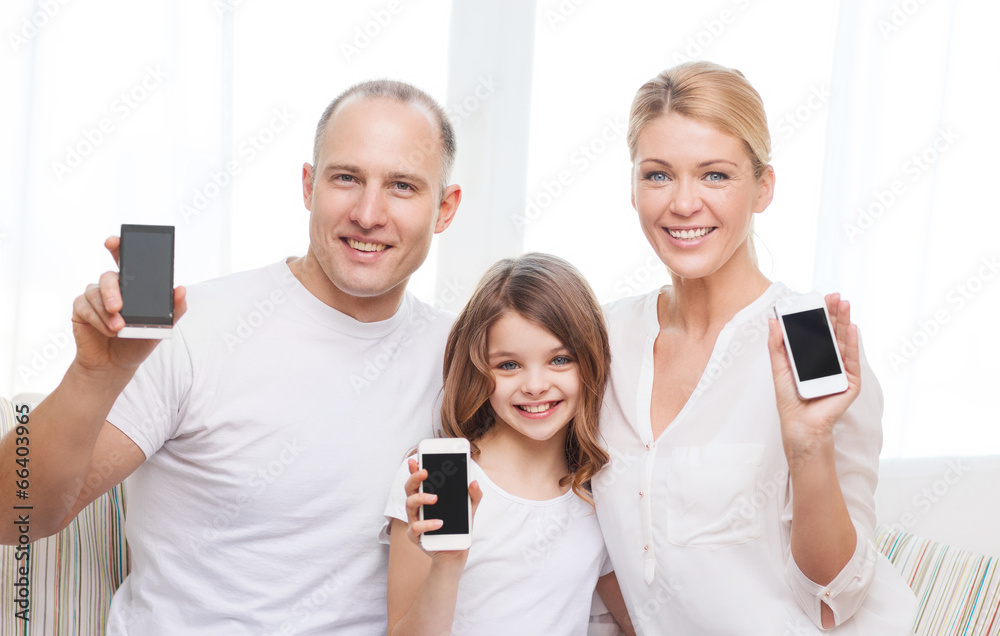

{"left": 381, "top": 457, "right": 612, "bottom": 636}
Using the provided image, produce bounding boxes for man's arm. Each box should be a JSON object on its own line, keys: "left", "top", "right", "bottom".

{"left": 0, "top": 369, "right": 146, "bottom": 542}
{"left": 0, "top": 236, "right": 185, "bottom": 542}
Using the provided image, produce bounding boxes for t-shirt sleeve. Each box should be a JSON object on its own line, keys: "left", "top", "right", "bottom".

{"left": 377, "top": 456, "right": 415, "bottom": 545}
{"left": 782, "top": 333, "right": 883, "bottom": 628}
{"left": 599, "top": 547, "right": 614, "bottom": 577}
{"left": 106, "top": 326, "right": 193, "bottom": 459}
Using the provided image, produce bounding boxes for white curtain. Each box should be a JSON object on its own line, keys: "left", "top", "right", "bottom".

{"left": 1, "top": 0, "right": 453, "bottom": 394}
{"left": 3, "top": 0, "right": 997, "bottom": 458}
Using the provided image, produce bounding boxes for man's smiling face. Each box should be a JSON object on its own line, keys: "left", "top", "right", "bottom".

{"left": 299, "top": 96, "right": 459, "bottom": 318}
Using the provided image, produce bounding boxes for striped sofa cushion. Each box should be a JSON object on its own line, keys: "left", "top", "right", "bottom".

{"left": 1, "top": 396, "right": 129, "bottom": 635}
{"left": 876, "top": 524, "right": 1000, "bottom": 636}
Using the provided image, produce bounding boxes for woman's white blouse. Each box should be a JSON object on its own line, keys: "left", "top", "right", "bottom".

{"left": 594, "top": 283, "right": 917, "bottom": 634}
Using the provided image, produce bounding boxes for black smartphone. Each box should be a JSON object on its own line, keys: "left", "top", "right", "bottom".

{"left": 118, "top": 224, "right": 175, "bottom": 339}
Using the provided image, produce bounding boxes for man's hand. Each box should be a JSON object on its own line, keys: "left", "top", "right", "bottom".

{"left": 70, "top": 236, "right": 187, "bottom": 375}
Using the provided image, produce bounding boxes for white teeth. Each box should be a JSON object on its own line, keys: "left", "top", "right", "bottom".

{"left": 668, "top": 227, "right": 713, "bottom": 239}
{"left": 347, "top": 238, "right": 387, "bottom": 252}
{"left": 519, "top": 402, "right": 556, "bottom": 414}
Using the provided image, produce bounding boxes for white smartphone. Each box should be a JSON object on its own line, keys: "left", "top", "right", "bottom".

{"left": 774, "top": 292, "right": 849, "bottom": 399}
{"left": 118, "top": 224, "right": 174, "bottom": 339}
{"left": 418, "top": 437, "right": 472, "bottom": 551}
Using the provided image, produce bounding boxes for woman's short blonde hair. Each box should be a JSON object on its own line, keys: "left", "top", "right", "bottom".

{"left": 627, "top": 61, "right": 771, "bottom": 180}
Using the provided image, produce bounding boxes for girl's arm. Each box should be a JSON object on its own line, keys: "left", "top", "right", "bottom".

{"left": 387, "top": 459, "right": 482, "bottom": 636}
{"left": 596, "top": 572, "right": 636, "bottom": 636}
{"left": 767, "top": 295, "right": 869, "bottom": 629}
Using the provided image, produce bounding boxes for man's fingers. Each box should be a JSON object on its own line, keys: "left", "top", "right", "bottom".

{"left": 98, "top": 270, "right": 123, "bottom": 316}
{"left": 105, "top": 235, "right": 121, "bottom": 266}
{"left": 81, "top": 280, "right": 124, "bottom": 334}
{"left": 173, "top": 286, "right": 188, "bottom": 324}
{"left": 73, "top": 289, "right": 119, "bottom": 338}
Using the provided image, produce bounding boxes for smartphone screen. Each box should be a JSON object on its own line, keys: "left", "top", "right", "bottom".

{"left": 120, "top": 225, "right": 174, "bottom": 326}
{"left": 781, "top": 308, "right": 842, "bottom": 381}
{"left": 421, "top": 453, "right": 469, "bottom": 535}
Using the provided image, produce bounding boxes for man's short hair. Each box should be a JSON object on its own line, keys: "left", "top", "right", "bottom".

{"left": 312, "top": 80, "right": 456, "bottom": 195}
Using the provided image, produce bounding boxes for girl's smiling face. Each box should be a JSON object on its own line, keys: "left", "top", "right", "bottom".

{"left": 632, "top": 111, "right": 774, "bottom": 282}
{"left": 486, "top": 311, "right": 581, "bottom": 446}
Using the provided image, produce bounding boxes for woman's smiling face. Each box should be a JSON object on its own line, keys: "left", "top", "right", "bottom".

{"left": 632, "top": 111, "right": 774, "bottom": 282}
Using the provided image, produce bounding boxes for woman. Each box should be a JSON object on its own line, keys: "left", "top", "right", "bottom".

{"left": 593, "top": 61, "right": 918, "bottom": 634}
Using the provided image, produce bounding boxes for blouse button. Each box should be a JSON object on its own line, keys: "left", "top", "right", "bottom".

{"left": 643, "top": 544, "right": 649, "bottom": 551}
{"left": 639, "top": 491, "right": 644, "bottom": 497}
{"left": 644, "top": 443, "right": 651, "bottom": 450}
{"left": 824, "top": 591, "right": 831, "bottom": 598}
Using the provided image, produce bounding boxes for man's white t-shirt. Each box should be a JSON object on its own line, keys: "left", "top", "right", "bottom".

{"left": 105, "top": 260, "right": 453, "bottom": 635}
{"left": 381, "top": 457, "right": 612, "bottom": 636}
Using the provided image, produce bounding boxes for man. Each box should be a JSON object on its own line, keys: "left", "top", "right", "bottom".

{"left": 0, "top": 80, "right": 462, "bottom": 634}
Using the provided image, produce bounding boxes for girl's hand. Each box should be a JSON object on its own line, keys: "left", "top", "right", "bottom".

{"left": 387, "top": 461, "right": 484, "bottom": 636}
{"left": 767, "top": 294, "right": 862, "bottom": 466}
{"left": 403, "top": 458, "right": 483, "bottom": 566}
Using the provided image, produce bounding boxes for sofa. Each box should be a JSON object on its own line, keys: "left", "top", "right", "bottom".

{"left": 2, "top": 394, "right": 998, "bottom": 634}
{"left": 872, "top": 455, "right": 1000, "bottom": 635}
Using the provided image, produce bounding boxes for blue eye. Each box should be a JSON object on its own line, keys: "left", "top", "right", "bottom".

{"left": 551, "top": 355, "right": 571, "bottom": 366}
{"left": 645, "top": 172, "right": 667, "bottom": 182}
{"left": 705, "top": 172, "right": 729, "bottom": 182}
{"left": 498, "top": 361, "right": 519, "bottom": 371}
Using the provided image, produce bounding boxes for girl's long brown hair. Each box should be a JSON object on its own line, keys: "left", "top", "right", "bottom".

{"left": 440, "top": 253, "right": 610, "bottom": 504}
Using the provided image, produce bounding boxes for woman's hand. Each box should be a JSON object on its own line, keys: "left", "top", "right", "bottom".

{"left": 403, "top": 458, "right": 482, "bottom": 566}
{"left": 767, "top": 294, "right": 861, "bottom": 466}
{"left": 769, "top": 294, "right": 862, "bottom": 626}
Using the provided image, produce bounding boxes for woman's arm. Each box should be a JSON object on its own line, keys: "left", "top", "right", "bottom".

{"left": 596, "top": 571, "right": 636, "bottom": 636}
{"left": 387, "top": 459, "right": 482, "bottom": 636}
{"left": 768, "top": 295, "right": 875, "bottom": 629}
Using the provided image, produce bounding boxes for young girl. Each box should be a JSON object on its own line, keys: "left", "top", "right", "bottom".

{"left": 381, "top": 253, "right": 633, "bottom": 636}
